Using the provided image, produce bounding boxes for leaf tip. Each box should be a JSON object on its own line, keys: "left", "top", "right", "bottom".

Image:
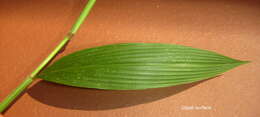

{"left": 238, "top": 60, "right": 251, "bottom": 65}
{"left": 232, "top": 60, "right": 250, "bottom": 69}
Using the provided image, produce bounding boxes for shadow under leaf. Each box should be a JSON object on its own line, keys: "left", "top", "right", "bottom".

{"left": 28, "top": 79, "right": 211, "bottom": 110}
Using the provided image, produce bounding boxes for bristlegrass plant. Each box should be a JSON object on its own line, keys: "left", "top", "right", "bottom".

{"left": 0, "top": 0, "right": 249, "bottom": 113}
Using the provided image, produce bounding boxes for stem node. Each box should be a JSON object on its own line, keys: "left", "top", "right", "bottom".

{"left": 0, "top": 0, "right": 96, "bottom": 113}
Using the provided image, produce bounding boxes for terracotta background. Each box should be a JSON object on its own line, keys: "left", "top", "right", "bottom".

{"left": 0, "top": 0, "right": 260, "bottom": 117}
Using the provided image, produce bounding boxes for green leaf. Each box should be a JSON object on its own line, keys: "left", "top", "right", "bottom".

{"left": 37, "top": 43, "right": 248, "bottom": 90}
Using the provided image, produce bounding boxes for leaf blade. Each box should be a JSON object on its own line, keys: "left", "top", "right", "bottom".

{"left": 37, "top": 43, "right": 248, "bottom": 90}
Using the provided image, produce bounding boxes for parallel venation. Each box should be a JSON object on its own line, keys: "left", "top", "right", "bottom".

{"left": 38, "top": 43, "right": 247, "bottom": 90}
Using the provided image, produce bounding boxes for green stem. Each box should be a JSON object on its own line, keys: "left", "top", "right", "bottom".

{"left": 0, "top": 0, "right": 96, "bottom": 113}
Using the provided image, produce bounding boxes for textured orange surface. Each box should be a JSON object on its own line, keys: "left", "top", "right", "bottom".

{"left": 0, "top": 0, "right": 260, "bottom": 117}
